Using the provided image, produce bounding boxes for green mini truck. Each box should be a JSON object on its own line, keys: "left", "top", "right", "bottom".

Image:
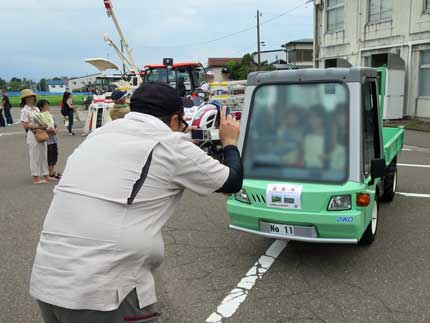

{"left": 228, "top": 68, "right": 404, "bottom": 245}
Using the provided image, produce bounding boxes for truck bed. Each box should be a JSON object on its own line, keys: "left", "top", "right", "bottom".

{"left": 383, "top": 127, "right": 404, "bottom": 165}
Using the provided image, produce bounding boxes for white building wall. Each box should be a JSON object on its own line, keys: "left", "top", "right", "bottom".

{"left": 315, "top": 0, "right": 430, "bottom": 118}
{"left": 68, "top": 74, "right": 102, "bottom": 92}
{"left": 48, "top": 84, "right": 66, "bottom": 93}
{"left": 209, "top": 67, "right": 224, "bottom": 82}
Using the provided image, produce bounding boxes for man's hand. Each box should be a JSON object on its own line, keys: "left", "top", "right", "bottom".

{"left": 219, "top": 106, "right": 240, "bottom": 147}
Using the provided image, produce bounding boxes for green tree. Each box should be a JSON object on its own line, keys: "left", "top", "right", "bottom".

{"left": 0, "top": 78, "right": 6, "bottom": 90}
{"left": 7, "top": 77, "right": 34, "bottom": 91}
{"left": 8, "top": 80, "right": 23, "bottom": 92}
{"left": 38, "top": 78, "right": 48, "bottom": 91}
{"left": 10, "top": 77, "right": 22, "bottom": 83}
{"left": 226, "top": 53, "right": 274, "bottom": 80}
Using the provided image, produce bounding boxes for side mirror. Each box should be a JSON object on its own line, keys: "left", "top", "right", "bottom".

{"left": 163, "top": 58, "right": 174, "bottom": 67}
{"left": 369, "top": 158, "right": 386, "bottom": 185}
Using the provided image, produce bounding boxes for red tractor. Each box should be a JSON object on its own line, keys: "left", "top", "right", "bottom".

{"left": 143, "top": 60, "right": 207, "bottom": 96}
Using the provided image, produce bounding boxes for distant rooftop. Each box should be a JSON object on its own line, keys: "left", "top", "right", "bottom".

{"left": 208, "top": 57, "right": 242, "bottom": 67}
{"left": 47, "top": 80, "right": 66, "bottom": 86}
{"left": 282, "top": 38, "right": 313, "bottom": 48}
{"left": 68, "top": 73, "right": 104, "bottom": 81}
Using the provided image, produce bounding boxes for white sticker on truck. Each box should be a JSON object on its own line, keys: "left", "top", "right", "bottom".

{"left": 266, "top": 184, "right": 303, "bottom": 209}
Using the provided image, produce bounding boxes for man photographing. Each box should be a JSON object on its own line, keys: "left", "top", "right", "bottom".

{"left": 29, "top": 82, "right": 242, "bottom": 323}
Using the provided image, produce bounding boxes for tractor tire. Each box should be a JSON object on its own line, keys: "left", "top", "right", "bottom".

{"left": 380, "top": 157, "right": 397, "bottom": 202}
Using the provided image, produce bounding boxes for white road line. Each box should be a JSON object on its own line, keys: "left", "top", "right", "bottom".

{"left": 0, "top": 131, "right": 25, "bottom": 137}
{"left": 398, "top": 163, "right": 430, "bottom": 168}
{"left": 206, "top": 239, "right": 288, "bottom": 323}
{"left": 397, "top": 192, "right": 430, "bottom": 198}
{"left": 402, "top": 146, "right": 430, "bottom": 153}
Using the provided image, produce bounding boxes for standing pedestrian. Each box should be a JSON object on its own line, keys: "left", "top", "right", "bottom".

{"left": 109, "top": 90, "right": 130, "bottom": 120}
{"left": 2, "top": 90, "right": 13, "bottom": 125}
{"left": 37, "top": 99, "right": 61, "bottom": 179}
{"left": 30, "top": 82, "right": 242, "bottom": 323}
{"left": 61, "top": 91, "right": 76, "bottom": 136}
{"left": 221, "top": 66, "right": 232, "bottom": 82}
{"left": 20, "top": 89, "right": 50, "bottom": 184}
{"left": 0, "top": 101, "right": 5, "bottom": 127}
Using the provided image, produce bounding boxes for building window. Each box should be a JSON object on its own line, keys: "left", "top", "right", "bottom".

{"left": 327, "top": 0, "right": 344, "bottom": 32}
{"left": 419, "top": 51, "right": 430, "bottom": 97}
{"left": 425, "top": 0, "right": 430, "bottom": 12}
{"left": 288, "top": 49, "right": 313, "bottom": 63}
{"left": 369, "top": 0, "right": 392, "bottom": 23}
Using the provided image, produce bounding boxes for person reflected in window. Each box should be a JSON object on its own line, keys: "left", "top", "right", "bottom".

{"left": 330, "top": 103, "right": 347, "bottom": 171}
{"left": 304, "top": 105, "right": 327, "bottom": 168}
{"left": 276, "top": 106, "right": 304, "bottom": 167}
{"left": 176, "top": 77, "right": 186, "bottom": 97}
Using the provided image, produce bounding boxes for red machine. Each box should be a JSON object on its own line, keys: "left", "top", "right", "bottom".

{"left": 144, "top": 62, "right": 206, "bottom": 95}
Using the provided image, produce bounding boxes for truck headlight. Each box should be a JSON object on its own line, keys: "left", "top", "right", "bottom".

{"left": 328, "top": 195, "right": 351, "bottom": 211}
{"left": 234, "top": 189, "right": 251, "bottom": 204}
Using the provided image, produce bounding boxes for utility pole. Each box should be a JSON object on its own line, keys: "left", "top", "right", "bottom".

{"left": 120, "top": 40, "right": 126, "bottom": 76}
{"left": 257, "top": 10, "right": 261, "bottom": 71}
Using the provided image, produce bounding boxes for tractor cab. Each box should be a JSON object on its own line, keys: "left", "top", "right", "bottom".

{"left": 143, "top": 60, "right": 206, "bottom": 96}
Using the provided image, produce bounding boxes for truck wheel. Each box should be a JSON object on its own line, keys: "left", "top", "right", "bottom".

{"left": 359, "top": 197, "right": 379, "bottom": 246}
{"left": 380, "top": 157, "right": 397, "bottom": 202}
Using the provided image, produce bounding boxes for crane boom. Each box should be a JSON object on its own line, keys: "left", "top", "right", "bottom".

{"left": 104, "top": 34, "right": 134, "bottom": 72}
{"left": 103, "top": 0, "right": 142, "bottom": 84}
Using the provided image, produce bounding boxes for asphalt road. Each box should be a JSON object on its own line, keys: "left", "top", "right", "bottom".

{"left": 1, "top": 108, "right": 430, "bottom": 323}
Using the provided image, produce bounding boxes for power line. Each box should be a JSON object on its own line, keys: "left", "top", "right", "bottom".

{"left": 139, "top": 0, "right": 311, "bottom": 49}
{"left": 260, "top": 1, "right": 313, "bottom": 27}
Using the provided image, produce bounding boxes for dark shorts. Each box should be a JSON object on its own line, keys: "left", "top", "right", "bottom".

{"left": 37, "top": 289, "right": 161, "bottom": 323}
{"left": 47, "top": 143, "right": 58, "bottom": 166}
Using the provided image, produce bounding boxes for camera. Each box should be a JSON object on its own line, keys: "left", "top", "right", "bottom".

{"left": 191, "top": 129, "right": 212, "bottom": 141}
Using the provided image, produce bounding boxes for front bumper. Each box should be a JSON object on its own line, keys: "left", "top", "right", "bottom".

{"left": 227, "top": 199, "right": 366, "bottom": 243}
{"left": 229, "top": 224, "right": 359, "bottom": 244}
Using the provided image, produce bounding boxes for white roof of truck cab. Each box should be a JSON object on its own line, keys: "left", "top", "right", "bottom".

{"left": 247, "top": 68, "right": 377, "bottom": 86}
{"left": 85, "top": 58, "right": 120, "bottom": 72}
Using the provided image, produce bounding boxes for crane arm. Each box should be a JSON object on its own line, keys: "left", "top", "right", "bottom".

{"left": 103, "top": 0, "right": 143, "bottom": 84}
{"left": 104, "top": 34, "right": 134, "bottom": 72}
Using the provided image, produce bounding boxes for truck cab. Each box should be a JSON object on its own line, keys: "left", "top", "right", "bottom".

{"left": 228, "top": 68, "right": 404, "bottom": 245}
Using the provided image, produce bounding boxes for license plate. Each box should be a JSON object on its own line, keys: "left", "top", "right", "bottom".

{"left": 261, "top": 222, "right": 295, "bottom": 236}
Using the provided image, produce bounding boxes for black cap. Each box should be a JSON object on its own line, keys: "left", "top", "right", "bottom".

{"left": 221, "top": 67, "right": 230, "bottom": 74}
{"left": 111, "top": 90, "right": 128, "bottom": 101}
{"left": 130, "top": 82, "right": 194, "bottom": 117}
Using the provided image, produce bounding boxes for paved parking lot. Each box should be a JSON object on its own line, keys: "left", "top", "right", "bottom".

{"left": 1, "top": 109, "right": 430, "bottom": 323}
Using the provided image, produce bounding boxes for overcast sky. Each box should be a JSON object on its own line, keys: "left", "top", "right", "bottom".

{"left": 1, "top": 0, "right": 313, "bottom": 81}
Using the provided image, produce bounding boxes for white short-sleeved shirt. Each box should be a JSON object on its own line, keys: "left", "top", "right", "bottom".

{"left": 30, "top": 112, "right": 229, "bottom": 311}
{"left": 20, "top": 105, "right": 40, "bottom": 144}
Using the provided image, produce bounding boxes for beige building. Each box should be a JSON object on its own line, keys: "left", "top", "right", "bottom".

{"left": 207, "top": 58, "right": 242, "bottom": 81}
{"left": 314, "top": 0, "right": 430, "bottom": 118}
{"left": 282, "top": 38, "right": 314, "bottom": 69}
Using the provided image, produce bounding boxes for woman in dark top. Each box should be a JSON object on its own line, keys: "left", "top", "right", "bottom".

{"left": 61, "top": 91, "right": 76, "bottom": 136}
{"left": 2, "top": 90, "right": 13, "bottom": 125}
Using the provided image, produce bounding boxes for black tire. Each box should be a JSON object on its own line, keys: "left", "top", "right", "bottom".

{"left": 359, "top": 195, "right": 379, "bottom": 246}
{"left": 380, "top": 157, "right": 397, "bottom": 202}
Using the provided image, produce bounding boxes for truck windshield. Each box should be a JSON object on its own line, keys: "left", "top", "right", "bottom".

{"left": 243, "top": 82, "right": 349, "bottom": 184}
{"left": 145, "top": 68, "right": 176, "bottom": 83}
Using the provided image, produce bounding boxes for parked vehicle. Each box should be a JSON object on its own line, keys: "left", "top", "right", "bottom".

{"left": 228, "top": 68, "right": 404, "bottom": 245}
